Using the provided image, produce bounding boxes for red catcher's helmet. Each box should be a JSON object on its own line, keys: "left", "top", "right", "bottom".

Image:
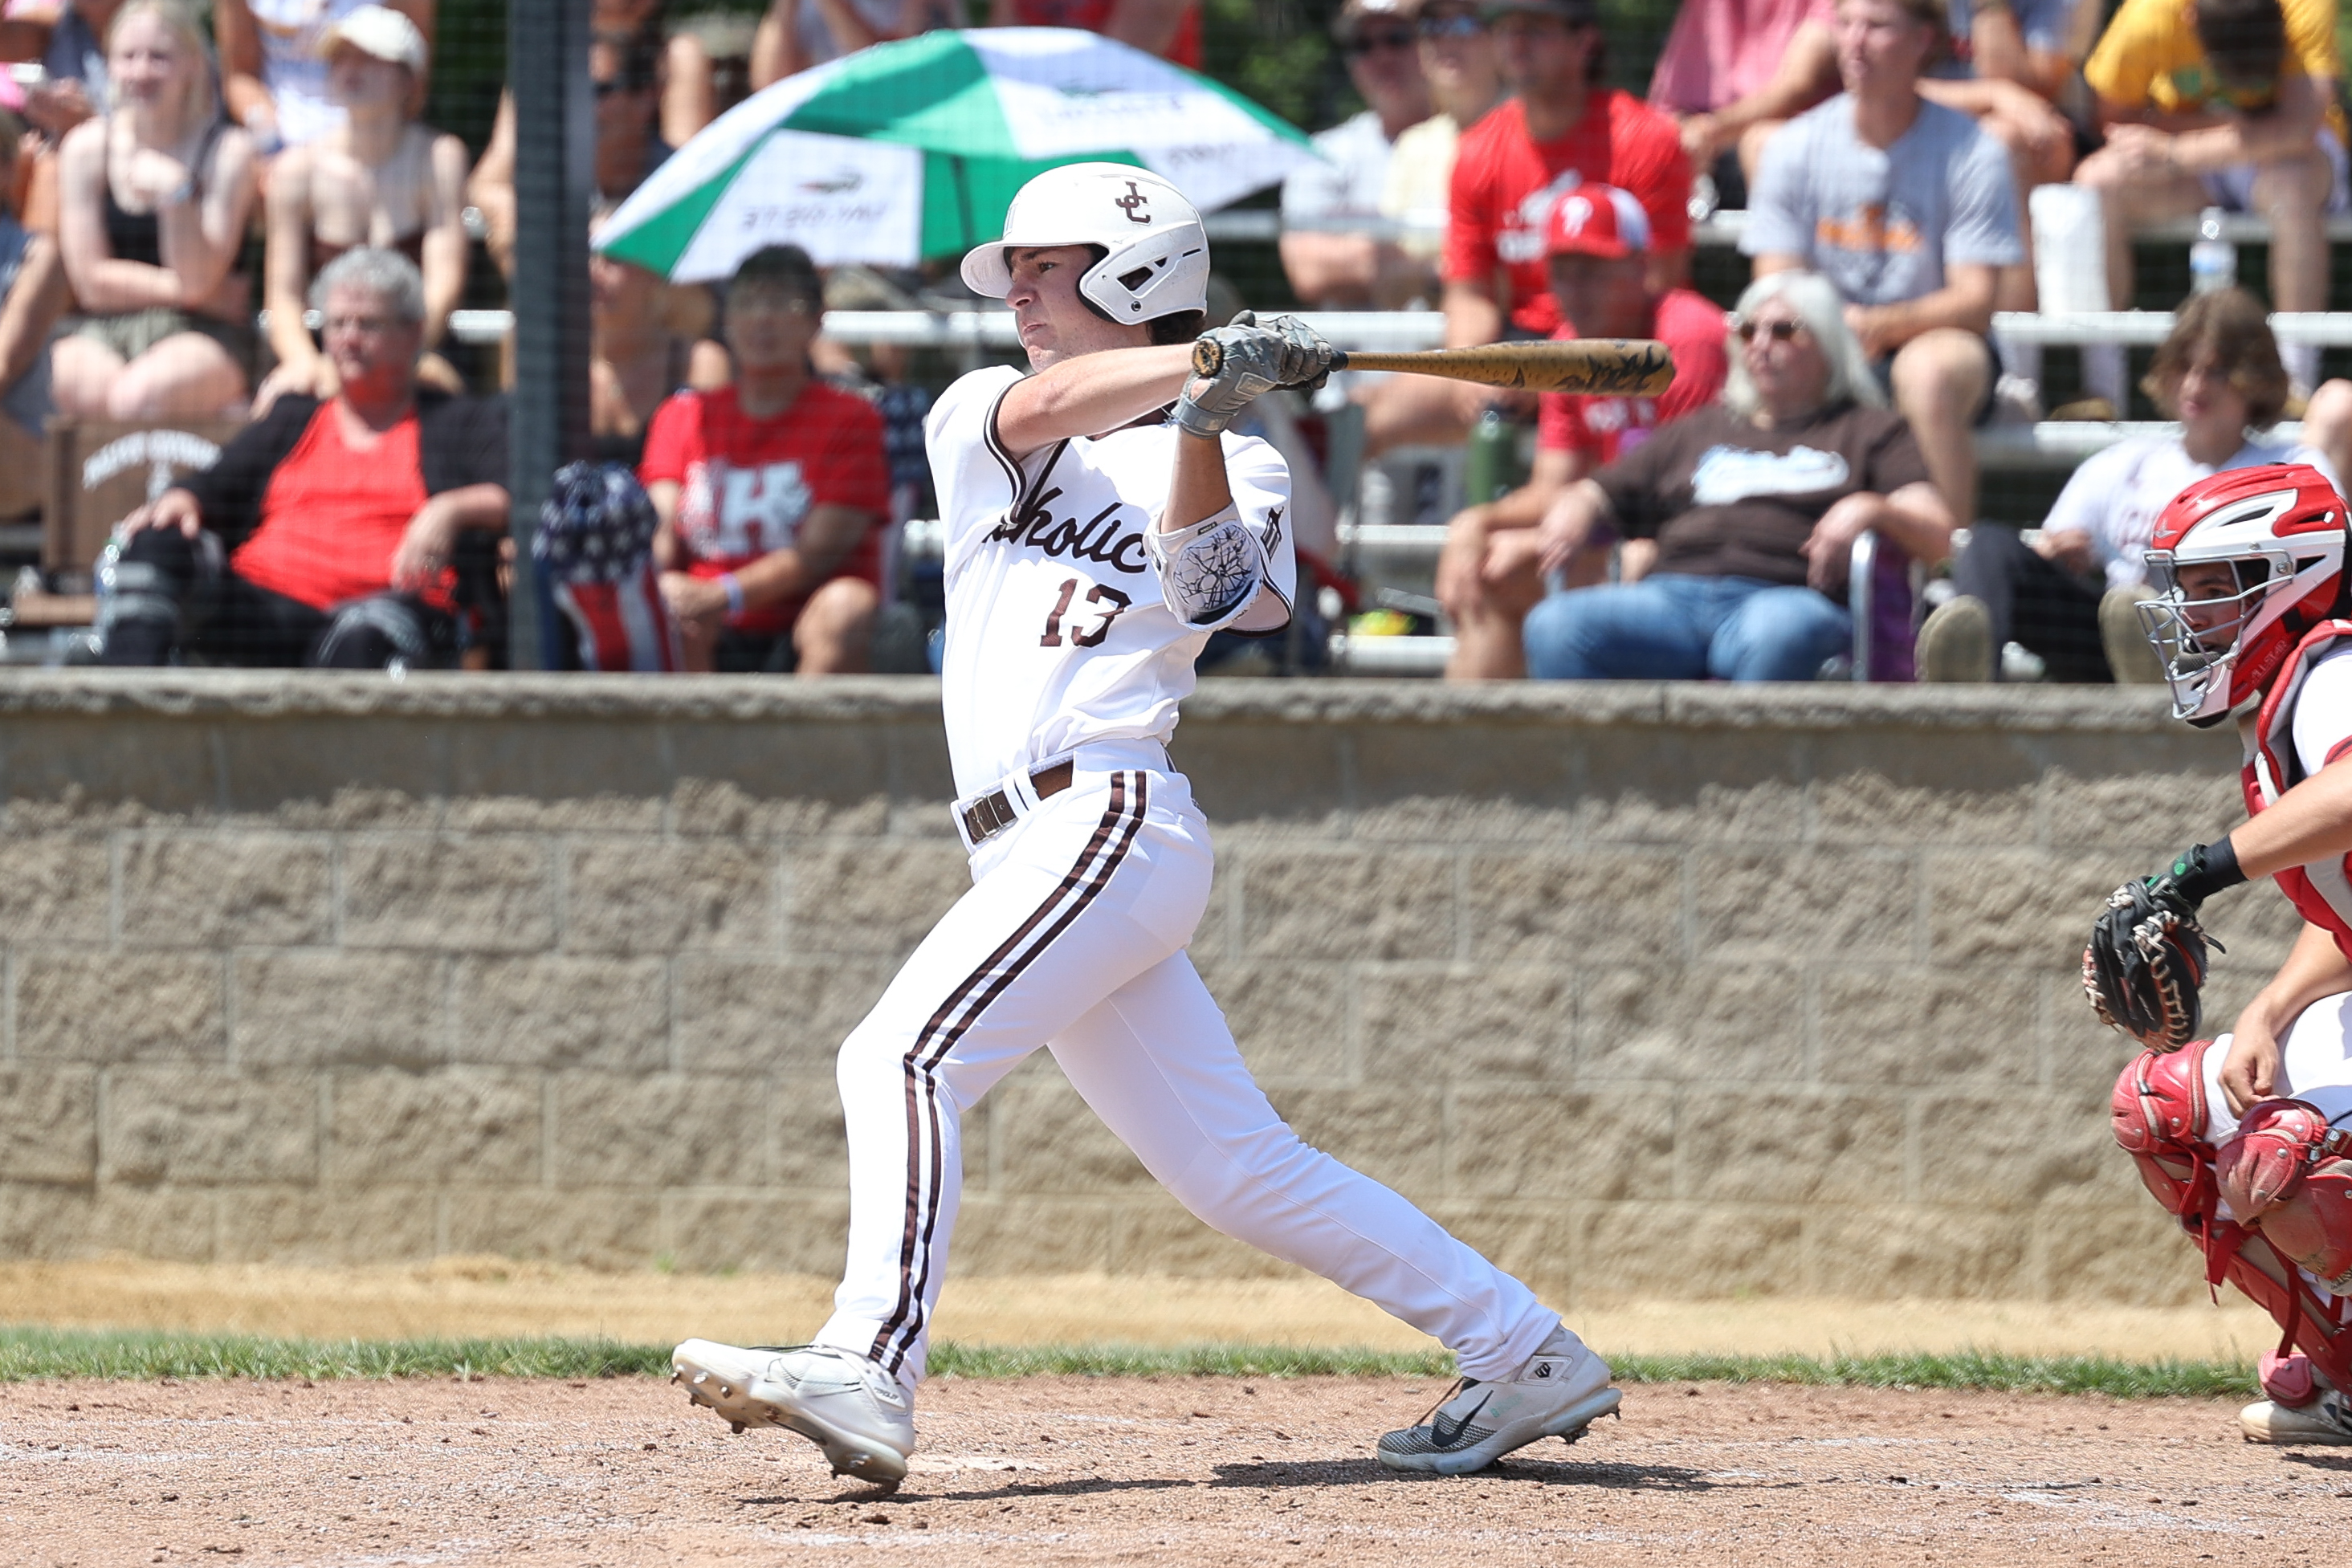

{"left": 2138, "top": 462, "right": 2346, "bottom": 727}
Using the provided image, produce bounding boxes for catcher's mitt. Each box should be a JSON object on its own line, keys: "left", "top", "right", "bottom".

{"left": 2083, "top": 874, "right": 2219, "bottom": 1051}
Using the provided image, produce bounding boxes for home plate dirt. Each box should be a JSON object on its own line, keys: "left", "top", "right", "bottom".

{"left": 2, "top": 1375, "right": 2348, "bottom": 1566}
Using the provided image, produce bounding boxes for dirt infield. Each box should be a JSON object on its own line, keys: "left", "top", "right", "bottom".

{"left": 2, "top": 1374, "right": 2346, "bottom": 1566}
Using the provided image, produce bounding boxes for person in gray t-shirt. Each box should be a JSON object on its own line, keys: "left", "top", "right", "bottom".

{"left": 1744, "top": 96, "right": 2023, "bottom": 307}
{"left": 1278, "top": 0, "right": 1433, "bottom": 307}
{"left": 1743, "top": 0, "right": 2024, "bottom": 526}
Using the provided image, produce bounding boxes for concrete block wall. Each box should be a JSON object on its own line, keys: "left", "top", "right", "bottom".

{"left": 0, "top": 674, "right": 2272, "bottom": 1305}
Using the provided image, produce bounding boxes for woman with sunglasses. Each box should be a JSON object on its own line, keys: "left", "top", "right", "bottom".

{"left": 1277, "top": 0, "right": 1433, "bottom": 309}
{"left": 1521, "top": 268, "right": 1955, "bottom": 682}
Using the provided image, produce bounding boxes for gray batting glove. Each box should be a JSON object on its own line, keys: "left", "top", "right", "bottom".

{"left": 1257, "top": 312, "right": 1336, "bottom": 393}
{"left": 1175, "top": 310, "right": 1284, "bottom": 439}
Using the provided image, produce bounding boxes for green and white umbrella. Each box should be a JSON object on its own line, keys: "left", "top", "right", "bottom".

{"left": 597, "top": 27, "right": 1319, "bottom": 281}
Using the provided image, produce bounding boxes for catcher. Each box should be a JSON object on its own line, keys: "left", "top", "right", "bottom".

{"left": 2085, "top": 462, "right": 2352, "bottom": 1444}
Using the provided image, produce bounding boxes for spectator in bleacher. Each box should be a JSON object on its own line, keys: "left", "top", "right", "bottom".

{"left": 211, "top": 0, "right": 431, "bottom": 157}
{"left": 1435, "top": 183, "right": 1730, "bottom": 679}
{"left": 255, "top": 6, "right": 465, "bottom": 412}
{"left": 1919, "top": 0, "right": 2087, "bottom": 415}
{"left": 751, "top": 0, "right": 956, "bottom": 87}
{"left": 1277, "top": 0, "right": 1433, "bottom": 311}
{"left": 51, "top": 0, "right": 259, "bottom": 421}
{"left": 1918, "top": 0, "right": 2078, "bottom": 185}
{"left": 989, "top": 0, "right": 1202, "bottom": 68}
{"left": 597, "top": 0, "right": 715, "bottom": 151}
{"left": 2, "top": 0, "right": 116, "bottom": 238}
{"left": 1376, "top": 0, "right": 1503, "bottom": 275}
{"left": 1364, "top": 0, "right": 1691, "bottom": 457}
{"left": 0, "top": 0, "right": 118, "bottom": 141}
{"left": 1649, "top": 0, "right": 1839, "bottom": 205}
{"left": 0, "top": 108, "right": 67, "bottom": 518}
{"left": 1743, "top": 0, "right": 2023, "bottom": 529}
{"left": 589, "top": 212, "right": 728, "bottom": 470}
{"left": 95, "top": 246, "right": 510, "bottom": 668}
{"left": 2073, "top": 0, "right": 2341, "bottom": 404}
{"left": 1918, "top": 287, "right": 2339, "bottom": 682}
{"left": 471, "top": 0, "right": 719, "bottom": 279}
{"left": 638, "top": 244, "right": 888, "bottom": 674}
{"left": 1522, "top": 270, "right": 1955, "bottom": 682}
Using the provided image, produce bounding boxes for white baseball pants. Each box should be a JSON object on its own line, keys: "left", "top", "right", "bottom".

{"left": 2205, "top": 992, "right": 2352, "bottom": 1151}
{"left": 813, "top": 747, "right": 1564, "bottom": 1390}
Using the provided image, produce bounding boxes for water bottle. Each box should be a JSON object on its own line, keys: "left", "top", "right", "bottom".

{"left": 2190, "top": 207, "right": 2236, "bottom": 293}
{"left": 1464, "top": 408, "right": 1520, "bottom": 505}
{"left": 1686, "top": 170, "right": 1718, "bottom": 226}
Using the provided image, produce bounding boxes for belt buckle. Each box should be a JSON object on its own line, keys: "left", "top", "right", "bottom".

{"left": 962, "top": 788, "right": 1013, "bottom": 847}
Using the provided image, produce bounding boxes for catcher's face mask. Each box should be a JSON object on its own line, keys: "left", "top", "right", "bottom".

{"left": 2138, "top": 556, "right": 2270, "bottom": 719}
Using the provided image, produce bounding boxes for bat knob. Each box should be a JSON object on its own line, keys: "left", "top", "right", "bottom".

{"left": 1192, "top": 338, "right": 1222, "bottom": 377}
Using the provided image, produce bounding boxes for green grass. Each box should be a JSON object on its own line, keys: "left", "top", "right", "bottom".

{"left": 0, "top": 1326, "right": 2261, "bottom": 1398}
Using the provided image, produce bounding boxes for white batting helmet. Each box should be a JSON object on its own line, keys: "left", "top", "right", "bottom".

{"left": 961, "top": 163, "right": 1209, "bottom": 324}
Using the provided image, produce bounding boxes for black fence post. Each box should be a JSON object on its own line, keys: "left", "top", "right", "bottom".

{"left": 505, "top": 0, "right": 594, "bottom": 670}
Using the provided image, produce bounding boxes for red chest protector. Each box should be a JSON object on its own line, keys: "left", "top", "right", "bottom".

{"left": 2243, "top": 620, "right": 2352, "bottom": 963}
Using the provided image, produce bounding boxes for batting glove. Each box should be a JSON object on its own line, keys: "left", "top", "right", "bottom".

{"left": 1175, "top": 311, "right": 1286, "bottom": 439}
{"left": 1257, "top": 313, "right": 1337, "bottom": 393}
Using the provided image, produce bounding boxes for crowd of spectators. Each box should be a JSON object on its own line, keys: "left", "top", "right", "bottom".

{"left": 0, "top": 0, "right": 2339, "bottom": 686}
{"left": 1274, "top": 0, "right": 2352, "bottom": 685}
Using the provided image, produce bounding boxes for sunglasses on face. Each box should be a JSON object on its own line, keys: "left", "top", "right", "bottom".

{"left": 1418, "top": 12, "right": 1487, "bottom": 37}
{"left": 1343, "top": 27, "right": 1416, "bottom": 54}
{"left": 1734, "top": 318, "right": 1809, "bottom": 343}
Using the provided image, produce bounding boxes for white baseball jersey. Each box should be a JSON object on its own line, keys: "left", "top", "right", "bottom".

{"left": 924, "top": 365, "right": 1298, "bottom": 800}
{"left": 797, "top": 352, "right": 1571, "bottom": 1409}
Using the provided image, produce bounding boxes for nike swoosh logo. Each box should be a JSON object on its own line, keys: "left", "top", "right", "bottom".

{"left": 1429, "top": 1390, "right": 1494, "bottom": 1449}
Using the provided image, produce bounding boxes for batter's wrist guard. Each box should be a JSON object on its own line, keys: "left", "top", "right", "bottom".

{"left": 1147, "top": 506, "right": 1267, "bottom": 628}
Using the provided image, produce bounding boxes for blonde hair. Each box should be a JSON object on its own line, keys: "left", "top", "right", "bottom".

{"left": 106, "top": 0, "right": 222, "bottom": 138}
{"left": 1722, "top": 271, "right": 1886, "bottom": 419}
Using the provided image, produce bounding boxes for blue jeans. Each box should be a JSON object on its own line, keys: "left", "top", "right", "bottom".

{"left": 1522, "top": 573, "right": 1852, "bottom": 682}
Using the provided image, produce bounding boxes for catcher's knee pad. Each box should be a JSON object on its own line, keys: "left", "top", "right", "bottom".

{"left": 2113, "top": 1040, "right": 2216, "bottom": 1217}
{"left": 2218, "top": 1098, "right": 2352, "bottom": 1293}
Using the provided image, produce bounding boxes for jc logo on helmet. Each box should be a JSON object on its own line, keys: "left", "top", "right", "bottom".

{"left": 1115, "top": 181, "right": 1152, "bottom": 224}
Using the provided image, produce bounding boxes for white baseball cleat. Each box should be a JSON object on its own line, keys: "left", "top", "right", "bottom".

{"left": 1376, "top": 1329, "right": 1619, "bottom": 1475}
{"left": 2240, "top": 1390, "right": 2352, "bottom": 1445}
{"left": 671, "top": 1339, "right": 916, "bottom": 1488}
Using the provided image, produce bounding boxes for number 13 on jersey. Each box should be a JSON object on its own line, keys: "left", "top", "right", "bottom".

{"left": 1040, "top": 576, "right": 1133, "bottom": 648}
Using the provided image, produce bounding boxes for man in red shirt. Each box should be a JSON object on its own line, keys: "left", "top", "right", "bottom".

{"left": 1363, "top": 0, "right": 1692, "bottom": 456}
{"left": 639, "top": 245, "right": 889, "bottom": 674}
{"left": 1433, "top": 182, "right": 1728, "bottom": 679}
{"left": 97, "top": 246, "right": 510, "bottom": 668}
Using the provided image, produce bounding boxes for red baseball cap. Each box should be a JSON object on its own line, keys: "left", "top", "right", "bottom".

{"left": 1544, "top": 184, "right": 1652, "bottom": 259}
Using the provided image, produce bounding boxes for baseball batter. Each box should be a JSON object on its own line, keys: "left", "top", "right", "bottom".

{"left": 2085, "top": 462, "right": 2352, "bottom": 1444}
{"left": 671, "top": 163, "right": 1617, "bottom": 1485}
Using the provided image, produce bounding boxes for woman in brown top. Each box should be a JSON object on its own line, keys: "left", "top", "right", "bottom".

{"left": 257, "top": 5, "right": 466, "bottom": 409}
{"left": 51, "top": 0, "right": 258, "bottom": 421}
{"left": 1522, "top": 269, "right": 1956, "bottom": 682}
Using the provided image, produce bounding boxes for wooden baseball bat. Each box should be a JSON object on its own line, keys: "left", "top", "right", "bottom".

{"left": 1191, "top": 337, "right": 1675, "bottom": 397}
